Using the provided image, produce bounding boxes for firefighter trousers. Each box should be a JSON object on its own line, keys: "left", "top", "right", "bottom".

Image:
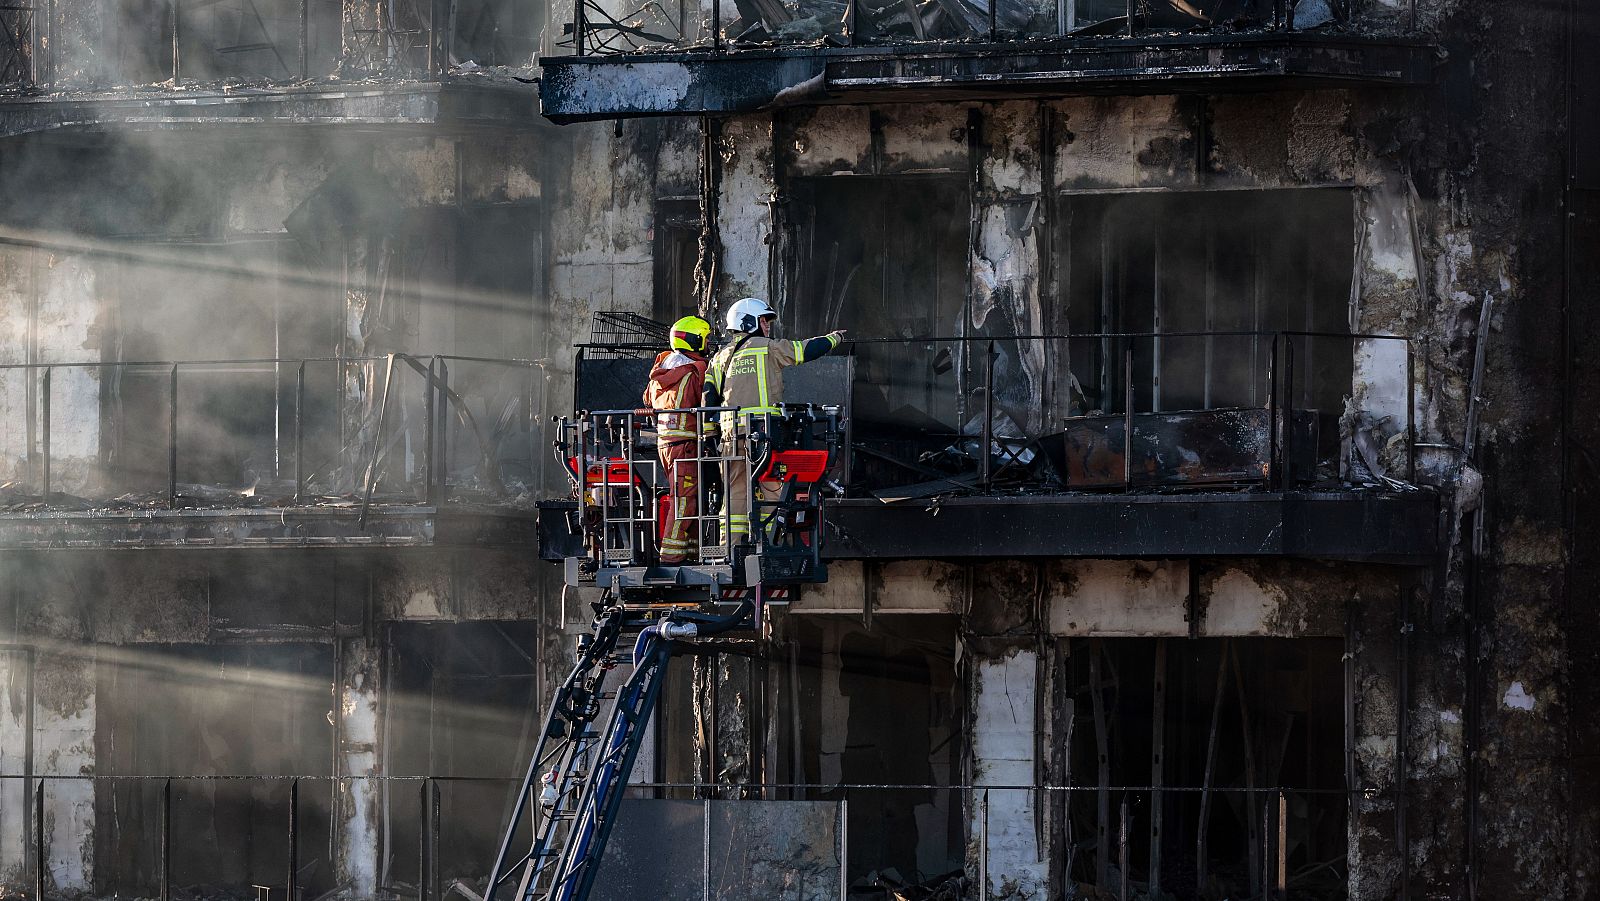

{"left": 720, "top": 433, "right": 780, "bottom": 544}
{"left": 657, "top": 439, "right": 701, "bottom": 563}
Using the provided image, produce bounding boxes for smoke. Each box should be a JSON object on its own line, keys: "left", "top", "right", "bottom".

{"left": 0, "top": 112, "right": 564, "bottom": 501}
{"left": 35, "top": 0, "right": 544, "bottom": 90}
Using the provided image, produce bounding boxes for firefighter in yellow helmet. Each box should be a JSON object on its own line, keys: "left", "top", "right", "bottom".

{"left": 705, "top": 298, "right": 845, "bottom": 545}
{"left": 643, "top": 315, "right": 716, "bottom": 564}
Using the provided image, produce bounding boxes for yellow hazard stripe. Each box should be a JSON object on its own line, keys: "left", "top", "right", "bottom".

{"left": 752, "top": 348, "right": 770, "bottom": 408}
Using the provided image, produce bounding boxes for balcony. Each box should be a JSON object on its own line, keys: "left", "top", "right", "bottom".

{"left": 552, "top": 317, "right": 1438, "bottom": 564}
{"left": 538, "top": 0, "right": 1434, "bottom": 120}
{"left": 0, "top": 353, "right": 543, "bottom": 549}
{"left": 0, "top": 0, "right": 542, "bottom": 136}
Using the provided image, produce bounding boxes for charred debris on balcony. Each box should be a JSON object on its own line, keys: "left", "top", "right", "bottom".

{"left": 577, "top": 0, "right": 1354, "bottom": 54}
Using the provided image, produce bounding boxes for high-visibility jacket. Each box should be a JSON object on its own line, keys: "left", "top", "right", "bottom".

{"left": 707, "top": 333, "right": 840, "bottom": 432}
{"left": 643, "top": 350, "right": 713, "bottom": 441}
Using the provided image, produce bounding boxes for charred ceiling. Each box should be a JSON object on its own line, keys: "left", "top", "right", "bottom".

{"left": 538, "top": 34, "right": 1435, "bottom": 120}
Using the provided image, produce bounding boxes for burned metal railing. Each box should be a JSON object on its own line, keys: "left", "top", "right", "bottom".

{"left": 4, "top": 0, "right": 468, "bottom": 91}
{"left": 831, "top": 329, "right": 1415, "bottom": 495}
{"left": 0, "top": 353, "right": 544, "bottom": 517}
{"left": 0, "top": 773, "right": 847, "bottom": 901}
{"left": 565, "top": 405, "right": 739, "bottom": 568}
{"left": 560, "top": 0, "right": 1410, "bottom": 57}
{"left": 560, "top": 403, "right": 839, "bottom": 581}
{"left": 0, "top": 773, "right": 1358, "bottom": 901}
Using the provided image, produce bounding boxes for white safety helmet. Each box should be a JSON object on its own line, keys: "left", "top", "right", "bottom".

{"left": 725, "top": 297, "right": 776, "bottom": 334}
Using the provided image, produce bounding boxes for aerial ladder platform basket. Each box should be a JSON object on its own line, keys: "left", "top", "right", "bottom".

{"left": 486, "top": 403, "right": 839, "bottom": 901}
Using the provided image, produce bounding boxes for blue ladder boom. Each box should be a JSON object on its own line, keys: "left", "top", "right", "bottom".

{"left": 484, "top": 601, "right": 751, "bottom": 901}
{"left": 487, "top": 406, "right": 840, "bottom": 901}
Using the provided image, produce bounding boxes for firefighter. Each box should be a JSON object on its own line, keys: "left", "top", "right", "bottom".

{"left": 705, "top": 297, "right": 845, "bottom": 545}
{"left": 644, "top": 315, "right": 716, "bottom": 564}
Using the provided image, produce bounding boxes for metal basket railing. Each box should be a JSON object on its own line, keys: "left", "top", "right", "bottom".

{"left": 585, "top": 312, "right": 672, "bottom": 360}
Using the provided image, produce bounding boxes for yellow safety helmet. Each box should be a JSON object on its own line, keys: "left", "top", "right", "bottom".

{"left": 669, "top": 315, "right": 712, "bottom": 353}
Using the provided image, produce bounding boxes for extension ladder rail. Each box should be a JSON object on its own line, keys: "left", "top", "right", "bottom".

{"left": 484, "top": 607, "right": 634, "bottom": 901}
{"left": 486, "top": 602, "right": 752, "bottom": 901}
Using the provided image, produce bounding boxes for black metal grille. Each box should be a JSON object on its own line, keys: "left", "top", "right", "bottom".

{"left": 585, "top": 311, "right": 670, "bottom": 359}
{"left": 0, "top": 3, "right": 35, "bottom": 86}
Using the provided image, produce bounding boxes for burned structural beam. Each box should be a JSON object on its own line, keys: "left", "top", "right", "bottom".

{"left": 0, "top": 506, "right": 540, "bottom": 549}
{"left": 820, "top": 493, "right": 1439, "bottom": 561}
{"left": 538, "top": 34, "right": 1434, "bottom": 121}
{"left": 539, "top": 491, "right": 1439, "bottom": 562}
{"left": 0, "top": 81, "right": 541, "bottom": 139}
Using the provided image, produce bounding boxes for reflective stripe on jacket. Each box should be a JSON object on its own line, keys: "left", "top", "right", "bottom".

{"left": 643, "top": 350, "right": 713, "bottom": 440}
{"left": 708, "top": 333, "right": 839, "bottom": 431}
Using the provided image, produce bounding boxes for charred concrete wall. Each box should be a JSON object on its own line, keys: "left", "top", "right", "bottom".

{"left": 0, "top": 0, "right": 1586, "bottom": 891}
{"left": 22, "top": 0, "right": 543, "bottom": 88}
{"left": 673, "top": 10, "right": 1584, "bottom": 888}
{"left": 0, "top": 548, "right": 561, "bottom": 894}
{"left": 0, "top": 128, "right": 549, "bottom": 498}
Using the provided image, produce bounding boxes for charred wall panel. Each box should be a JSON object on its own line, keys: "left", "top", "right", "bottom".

{"left": 385, "top": 622, "right": 543, "bottom": 887}
{"left": 781, "top": 614, "right": 963, "bottom": 887}
{"left": 1056, "top": 189, "right": 1353, "bottom": 420}
{"left": 93, "top": 643, "right": 335, "bottom": 897}
{"left": 1060, "top": 638, "right": 1347, "bottom": 899}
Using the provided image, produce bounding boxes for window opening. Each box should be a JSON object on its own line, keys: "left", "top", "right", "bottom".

{"left": 784, "top": 176, "right": 970, "bottom": 491}
{"left": 652, "top": 198, "right": 701, "bottom": 325}
{"left": 1062, "top": 638, "right": 1349, "bottom": 900}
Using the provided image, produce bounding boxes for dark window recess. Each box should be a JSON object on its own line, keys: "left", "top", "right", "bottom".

{"left": 784, "top": 177, "right": 971, "bottom": 491}
{"left": 108, "top": 239, "right": 338, "bottom": 496}
{"left": 176, "top": 0, "right": 303, "bottom": 80}
{"left": 453, "top": 0, "right": 542, "bottom": 66}
{"left": 447, "top": 203, "right": 542, "bottom": 490}
{"left": 779, "top": 181, "right": 1353, "bottom": 495}
{"left": 653, "top": 198, "right": 702, "bottom": 325}
{"left": 93, "top": 643, "right": 336, "bottom": 898}
{"left": 1055, "top": 190, "right": 1353, "bottom": 484}
{"left": 1058, "top": 638, "right": 1349, "bottom": 901}
{"left": 1057, "top": 189, "right": 1353, "bottom": 418}
{"left": 785, "top": 614, "right": 965, "bottom": 887}
{"left": 97, "top": 201, "right": 541, "bottom": 501}
{"left": 386, "top": 622, "right": 543, "bottom": 889}
{"left": 624, "top": 613, "right": 968, "bottom": 883}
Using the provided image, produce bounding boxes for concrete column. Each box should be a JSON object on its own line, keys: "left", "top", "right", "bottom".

{"left": 1345, "top": 594, "right": 1401, "bottom": 900}
{"left": 966, "top": 562, "right": 1047, "bottom": 899}
{"left": 0, "top": 647, "right": 29, "bottom": 889}
{"left": 0, "top": 250, "right": 105, "bottom": 496}
{"left": 1347, "top": 176, "right": 1426, "bottom": 482}
{"left": 335, "top": 637, "right": 382, "bottom": 897}
{"left": 39, "top": 654, "right": 94, "bottom": 894}
{"left": 970, "top": 648, "right": 1047, "bottom": 900}
{"left": 972, "top": 102, "right": 1047, "bottom": 436}
{"left": 714, "top": 117, "right": 777, "bottom": 310}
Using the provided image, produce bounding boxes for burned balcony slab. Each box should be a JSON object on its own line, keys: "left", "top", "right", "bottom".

{"left": 823, "top": 490, "right": 1438, "bottom": 563}
{"left": 0, "top": 79, "right": 541, "bottom": 139}
{"left": 539, "top": 33, "right": 1434, "bottom": 121}
{"left": 539, "top": 490, "right": 1438, "bottom": 563}
{"left": 0, "top": 504, "right": 539, "bottom": 550}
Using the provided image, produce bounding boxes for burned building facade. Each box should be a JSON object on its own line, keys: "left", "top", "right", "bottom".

{"left": 0, "top": 0, "right": 1595, "bottom": 893}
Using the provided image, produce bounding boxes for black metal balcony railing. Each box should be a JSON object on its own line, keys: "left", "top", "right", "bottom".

{"left": 575, "top": 329, "right": 1416, "bottom": 500}
{"left": 0, "top": 353, "right": 544, "bottom": 521}
{"left": 844, "top": 330, "right": 1416, "bottom": 495}
{"left": 561, "top": 0, "right": 1416, "bottom": 57}
{"left": 0, "top": 773, "right": 1353, "bottom": 901}
{"left": 0, "top": 0, "right": 523, "bottom": 90}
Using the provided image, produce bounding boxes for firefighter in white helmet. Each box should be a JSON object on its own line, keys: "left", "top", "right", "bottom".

{"left": 704, "top": 297, "right": 845, "bottom": 545}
